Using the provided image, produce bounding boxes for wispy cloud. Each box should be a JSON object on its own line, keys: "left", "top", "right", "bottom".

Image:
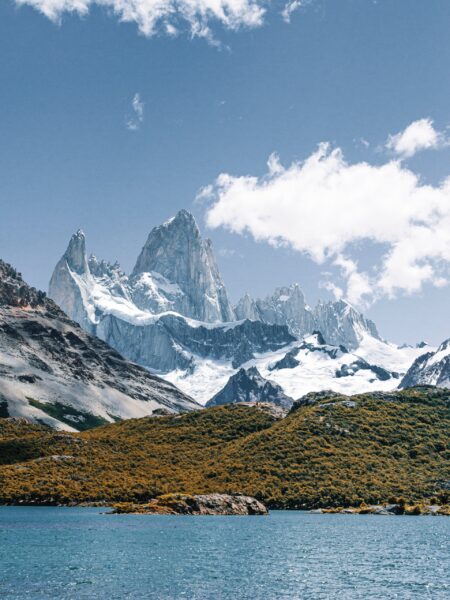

{"left": 201, "top": 132, "right": 450, "bottom": 308}
{"left": 126, "top": 93, "right": 144, "bottom": 131}
{"left": 15, "top": 0, "right": 267, "bottom": 41}
{"left": 281, "top": 0, "right": 303, "bottom": 24}
{"left": 386, "top": 118, "right": 448, "bottom": 158}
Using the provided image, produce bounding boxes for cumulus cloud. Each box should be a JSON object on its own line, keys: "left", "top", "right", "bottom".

{"left": 386, "top": 118, "right": 447, "bottom": 158}
{"left": 15, "top": 0, "right": 267, "bottom": 39}
{"left": 126, "top": 93, "right": 144, "bottom": 131}
{"left": 202, "top": 140, "right": 450, "bottom": 307}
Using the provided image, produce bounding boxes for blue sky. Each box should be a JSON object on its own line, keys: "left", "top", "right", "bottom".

{"left": 0, "top": 0, "right": 449, "bottom": 344}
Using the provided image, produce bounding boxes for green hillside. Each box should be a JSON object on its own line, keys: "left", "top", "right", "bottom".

{"left": 1, "top": 387, "right": 449, "bottom": 508}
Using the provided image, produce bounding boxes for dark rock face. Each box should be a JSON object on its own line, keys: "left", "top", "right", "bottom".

{"left": 0, "top": 261, "right": 53, "bottom": 311}
{"left": 269, "top": 331, "right": 347, "bottom": 371}
{"left": 96, "top": 313, "right": 295, "bottom": 373}
{"left": 0, "top": 259, "right": 199, "bottom": 430}
{"left": 207, "top": 366, "right": 293, "bottom": 409}
{"left": 112, "top": 493, "right": 268, "bottom": 516}
{"left": 335, "top": 359, "right": 397, "bottom": 381}
{"left": 400, "top": 339, "right": 450, "bottom": 389}
{"left": 269, "top": 348, "right": 300, "bottom": 371}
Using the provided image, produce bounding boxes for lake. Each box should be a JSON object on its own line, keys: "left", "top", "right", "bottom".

{"left": 0, "top": 507, "right": 449, "bottom": 599}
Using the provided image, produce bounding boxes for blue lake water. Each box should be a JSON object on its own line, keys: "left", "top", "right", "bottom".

{"left": 0, "top": 507, "right": 449, "bottom": 599}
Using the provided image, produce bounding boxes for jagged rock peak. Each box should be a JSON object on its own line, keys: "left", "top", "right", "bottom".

{"left": 400, "top": 338, "right": 450, "bottom": 389}
{"left": 131, "top": 210, "right": 234, "bottom": 322}
{"left": 63, "top": 229, "right": 89, "bottom": 275}
{"left": 132, "top": 210, "right": 201, "bottom": 277}
{"left": 206, "top": 366, "right": 293, "bottom": 409}
{"left": 234, "top": 292, "right": 259, "bottom": 321}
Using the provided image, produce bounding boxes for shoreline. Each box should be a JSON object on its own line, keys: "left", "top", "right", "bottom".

{"left": 2, "top": 501, "right": 449, "bottom": 516}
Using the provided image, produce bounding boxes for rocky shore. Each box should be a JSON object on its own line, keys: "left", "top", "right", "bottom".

{"left": 110, "top": 493, "right": 268, "bottom": 516}
{"left": 311, "top": 502, "right": 450, "bottom": 516}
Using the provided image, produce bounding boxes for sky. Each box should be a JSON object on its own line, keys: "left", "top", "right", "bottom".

{"left": 0, "top": 0, "right": 449, "bottom": 345}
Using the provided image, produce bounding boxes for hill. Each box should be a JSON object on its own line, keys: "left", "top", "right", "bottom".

{"left": 0, "top": 387, "right": 449, "bottom": 508}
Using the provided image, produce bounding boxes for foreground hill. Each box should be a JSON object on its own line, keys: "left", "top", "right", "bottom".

{"left": 0, "top": 260, "right": 199, "bottom": 431}
{"left": 1, "top": 387, "right": 448, "bottom": 508}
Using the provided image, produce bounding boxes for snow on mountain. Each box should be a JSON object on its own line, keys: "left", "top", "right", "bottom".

{"left": 0, "top": 260, "right": 199, "bottom": 431}
{"left": 47, "top": 210, "right": 433, "bottom": 407}
{"left": 400, "top": 338, "right": 450, "bottom": 389}
{"left": 234, "top": 286, "right": 380, "bottom": 350}
{"left": 165, "top": 331, "right": 428, "bottom": 404}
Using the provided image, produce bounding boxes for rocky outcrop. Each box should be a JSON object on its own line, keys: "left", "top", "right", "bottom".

{"left": 400, "top": 339, "right": 450, "bottom": 389}
{"left": 0, "top": 259, "right": 199, "bottom": 430}
{"left": 111, "top": 493, "right": 268, "bottom": 515}
{"left": 206, "top": 366, "right": 293, "bottom": 409}
{"left": 335, "top": 359, "right": 398, "bottom": 381}
{"left": 269, "top": 332, "right": 347, "bottom": 371}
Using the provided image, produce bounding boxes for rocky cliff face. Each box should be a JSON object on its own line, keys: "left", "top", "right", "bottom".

{"left": 313, "top": 300, "right": 380, "bottom": 349}
{"left": 0, "top": 259, "right": 199, "bottom": 430}
{"left": 235, "top": 286, "right": 380, "bottom": 350}
{"left": 48, "top": 230, "right": 95, "bottom": 334}
{"left": 400, "top": 339, "right": 450, "bottom": 389}
{"left": 206, "top": 366, "right": 293, "bottom": 409}
{"left": 132, "top": 210, "right": 234, "bottom": 322}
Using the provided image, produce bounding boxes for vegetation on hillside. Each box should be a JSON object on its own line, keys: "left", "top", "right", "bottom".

{"left": 0, "top": 387, "right": 449, "bottom": 509}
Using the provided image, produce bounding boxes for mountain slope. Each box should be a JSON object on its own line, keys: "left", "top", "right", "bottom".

{"left": 400, "top": 339, "right": 450, "bottom": 389}
{"left": 0, "top": 260, "right": 199, "bottom": 431}
{"left": 1, "top": 387, "right": 448, "bottom": 507}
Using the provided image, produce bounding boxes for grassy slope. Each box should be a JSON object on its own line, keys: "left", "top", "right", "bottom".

{"left": 0, "top": 387, "right": 449, "bottom": 508}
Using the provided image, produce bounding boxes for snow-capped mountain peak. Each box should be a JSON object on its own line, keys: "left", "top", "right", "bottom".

{"left": 400, "top": 338, "right": 450, "bottom": 389}
{"left": 47, "top": 210, "right": 437, "bottom": 408}
{"left": 131, "top": 209, "right": 234, "bottom": 322}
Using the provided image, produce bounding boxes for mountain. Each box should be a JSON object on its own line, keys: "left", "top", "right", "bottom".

{"left": 48, "top": 210, "right": 430, "bottom": 404}
{"left": 400, "top": 339, "right": 450, "bottom": 389}
{"left": 1, "top": 387, "right": 449, "bottom": 508}
{"left": 0, "top": 260, "right": 199, "bottom": 431}
{"left": 132, "top": 210, "right": 234, "bottom": 322}
{"left": 206, "top": 367, "right": 293, "bottom": 409}
{"left": 235, "top": 285, "right": 380, "bottom": 350}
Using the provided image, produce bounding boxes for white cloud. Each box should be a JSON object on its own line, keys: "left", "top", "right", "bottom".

{"left": 386, "top": 118, "right": 446, "bottom": 158}
{"left": 281, "top": 0, "right": 302, "bottom": 23}
{"left": 15, "top": 0, "right": 267, "bottom": 39}
{"left": 202, "top": 141, "right": 450, "bottom": 307}
{"left": 126, "top": 93, "right": 144, "bottom": 131}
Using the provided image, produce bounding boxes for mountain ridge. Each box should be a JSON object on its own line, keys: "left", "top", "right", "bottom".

{"left": 47, "top": 210, "right": 436, "bottom": 404}
{"left": 0, "top": 259, "right": 199, "bottom": 430}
